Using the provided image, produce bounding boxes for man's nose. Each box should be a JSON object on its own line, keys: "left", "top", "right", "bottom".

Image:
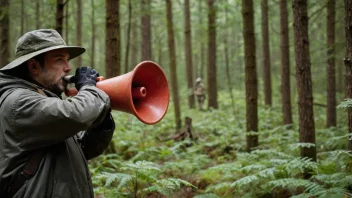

{"left": 64, "top": 62, "right": 71, "bottom": 72}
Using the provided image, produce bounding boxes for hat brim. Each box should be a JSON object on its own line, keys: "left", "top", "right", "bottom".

{"left": 0, "top": 45, "right": 86, "bottom": 71}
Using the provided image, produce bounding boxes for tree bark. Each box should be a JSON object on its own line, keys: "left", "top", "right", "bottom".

{"left": 21, "top": 0, "right": 24, "bottom": 35}
{"left": 0, "top": 0, "right": 9, "bottom": 68}
{"left": 207, "top": 0, "right": 218, "bottom": 109}
{"left": 224, "top": 2, "right": 235, "bottom": 112}
{"left": 261, "top": 0, "right": 272, "bottom": 106}
{"left": 198, "top": 1, "right": 205, "bottom": 80}
{"left": 141, "top": 0, "right": 152, "bottom": 61}
{"left": 76, "top": 0, "right": 82, "bottom": 66}
{"left": 344, "top": 0, "right": 352, "bottom": 150}
{"left": 326, "top": 0, "right": 336, "bottom": 128}
{"left": 124, "top": 0, "right": 132, "bottom": 73}
{"left": 36, "top": 0, "right": 40, "bottom": 29}
{"left": 184, "top": 0, "right": 195, "bottom": 109}
{"left": 56, "top": 0, "right": 64, "bottom": 35}
{"left": 242, "top": 0, "right": 258, "bottom": 152}
{"left": 292, "top": 0, "right": 316, "bottom": 162}
{"left": 65, "top": 0, "right": 69, "bottom": 44}
{"left": 280, "top": 0, "right": 293, "bottom": 125}
{"left": 105, "top": 0, "right": 120, "bottom": 77}
{"left": 91, "top": 0, "right": 96, "bottom": 69}
{"left": 166, "top": 0, "right": 181, "bottom": 129}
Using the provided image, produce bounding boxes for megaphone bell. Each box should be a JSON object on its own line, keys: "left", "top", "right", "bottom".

{"left": 65, "top": 61, "right": 170, "bottom": 125}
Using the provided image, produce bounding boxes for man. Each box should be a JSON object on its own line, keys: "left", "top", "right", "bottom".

{"left": 194, "top": 77, "right": 206, "bottom": 110}
{"left": 0, "top": 29, "right": 115, "bottom": 197}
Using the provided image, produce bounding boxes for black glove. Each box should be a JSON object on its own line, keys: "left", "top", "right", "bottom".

{"left": 75, "top": 67, "right": 99, "bottom": 90}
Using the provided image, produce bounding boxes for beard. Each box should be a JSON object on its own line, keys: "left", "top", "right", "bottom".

{"left": 43, "top": 76, "right": 67, "bottom": 96}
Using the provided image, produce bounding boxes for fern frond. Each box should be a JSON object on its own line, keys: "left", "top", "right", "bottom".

{"left": 267, "top": 178, "right": 312, "bottom": 189}
{"left": 193, "top": 193, "right": 221, "bottom": 198}
{"left": 312, "top": 187, "right": 345, "bottom": 197}
{"left": 240, "top": 164, "right": 267, "bottom": 173}
{"left": 269, "top": 158, "right": 290, "bottom": 165}
{"left": 135, "top": 171, "right": 157, "bottom": 183}
{"left": 290, "top": 193, "right": 314, "bottom": 198}
{"left": 337, "top": 98, "right": 352, "bottom": 108}
{"left": 231, "top": 175, "right": 259, "bottom": 188}
{"left": 205, "top": 182, "right": 232, "bottom": 193}
{"left": 208, "top": 162, "right": 241, "bottom": 172}
{"left": 257, "top": 167, "right": 276, "bottom": 178}
{"left": 289, "top": 143, "right": 316, "bottom": 150}
{"left": 251, "top": 149, "right": 292, "bottom": 159}
{"left": 95, "top": 172, "right": 133, "bottom": 187}
{"left": 285, "top": 157, "right": 318, "bottom": 175}
{"left": 318, "top": 150, "right": 352, "bottom": 158}
{"left": 142, "top": 185, "right": 173, "bottom": 197}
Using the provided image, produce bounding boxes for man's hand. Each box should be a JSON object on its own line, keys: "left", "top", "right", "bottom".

{"left": 75, "top": 67, "right": 99, "bottom": 90}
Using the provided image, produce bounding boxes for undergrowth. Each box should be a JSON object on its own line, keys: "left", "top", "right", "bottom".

{"left": 89, "top": 91, "right": 352, "bottom": 198}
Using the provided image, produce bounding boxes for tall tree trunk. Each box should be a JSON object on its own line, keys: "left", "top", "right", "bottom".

{"left": 21, "top": 0, "right": 24, "bottom": 35}
{"left": 56, "top": 0, "right": 64, "bottom": 35}
{"left": 200, "top": 43, "right": 205, "bottom": 79}
{"left": 198, "top": 1, "right": 205, "bottom": 80}
{"left": 141, "top": 0, "right": 152, "bottom": 61}
{"left": 124, "top": 0, "right": 132, "bottom": 73}
{"left": 105, "top": 0, "right": 120, "bottom": 77}
{"left": 76, "top": 0, "right": 82, "bottom": 66}
{"left": 184, "top": 0, "right": 195, "bottom": 109}
{"left": 261, "top": 0, "right": 272, "bottom": 106}
{"left": 326, "top": 0, "right": 336, "bottom": 128}
{"left": 224, "top": 40, "right": 235, "bottom": 112}
{"left": 166, "top": 0, "right": 181, "bottom": 129}
{"left": 0, "top": 0, "right": 9, "bottom": 68}
{"left": 207, "top": 0, "right": 218, "bottom": 109}
{"left": 130, "top": 23, "right": 139, "bottom": 68}
{"left": 344, "top": 0, "right": 352, "bottom": 150}
{"left": 65, "top": 0, "right": 69, "bottom": 44}
{"left": 91, "top": 0, "right": 95, "bottom": 69}
{"left": 242, "top": 0, "right": 258, "bottom": 152}
{"left": 280, "top": 0, "right": 293, "bottom": 125}
{"left": 293, "top": 0, "right": 317, "bottom": 163}
{"left": 36, "top": 0, "right": 40, "bottom": 29}
{"left": 224, "top": 1, "right": 235, "bottom": 112}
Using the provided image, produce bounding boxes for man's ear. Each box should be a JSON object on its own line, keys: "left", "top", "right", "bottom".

{"left": 27, "top": 59, "right": 41, "bottom": 75}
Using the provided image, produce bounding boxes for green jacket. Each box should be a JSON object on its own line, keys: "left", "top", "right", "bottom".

{"left": 0, "top": 72, "right": 115, "bottom": 198}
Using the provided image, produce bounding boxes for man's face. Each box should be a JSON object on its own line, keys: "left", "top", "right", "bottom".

{"left": 37, "top": 49, "right": 71, "bottom": 95}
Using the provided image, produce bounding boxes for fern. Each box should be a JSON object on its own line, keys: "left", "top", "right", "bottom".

{"left": 205, "top": 182, "right": 232, "bottom": 194}
{"left": 231, "top": 175, "right": 259, "bottom": 187}
{"left": 337, "top": 98, "right": 352, "bottom": 108}
{"left": 267, "top": 178, "right": 313, "bottom": 189}
{"left": 285, "top": 157, "right": 318, "bottom": 176}
{"left": 240, "top": 164, "right": 267, "bottom": 173}
{"left": 288, "top": 143, "right": 316, "bottom": 150}
{"left": 251, "top": 149, "right": 292, "bottom": 159}
{"left": 193, "top": 193, "right": 221, "bottom": 198}
{"left": 94, "top": 172, "right": 133, "bottom": 188}
{"left": 257, "top": 167, "right": 276, "bottom": 178}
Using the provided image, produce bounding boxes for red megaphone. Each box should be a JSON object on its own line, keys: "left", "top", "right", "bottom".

{"left": 65, "top": 61, "right": 170, "bottom": 125}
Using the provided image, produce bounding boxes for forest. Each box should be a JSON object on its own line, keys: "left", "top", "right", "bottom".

{"left": 1, "top": 0, "right": 352, "bottom": 197}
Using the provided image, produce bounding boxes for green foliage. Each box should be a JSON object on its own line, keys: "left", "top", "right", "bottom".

{"left": 88, "top": 90, "right": 352, "bottom": 197}
{"left": 337, "top": 99, "right": 352, "bottom": 109}
{"left": 93, "top": 160, "right": 196, "bottom": 197}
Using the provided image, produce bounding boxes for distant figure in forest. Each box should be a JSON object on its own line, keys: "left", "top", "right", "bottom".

{"left": 0, "top": 29, "right": 115, "bottom": 197}
{"left": 194, "top": 77, "right": 206, "bottom": 110}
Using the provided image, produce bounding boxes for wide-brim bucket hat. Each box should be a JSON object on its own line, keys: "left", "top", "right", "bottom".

{"left": 0, "top": 29, "right": 85, "bottom": 71}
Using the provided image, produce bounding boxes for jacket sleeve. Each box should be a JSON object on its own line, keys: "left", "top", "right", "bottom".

{"left": 76, "top": 113, "right": 115, "bottom": 160}
{"left": 2, "top": 85, "right": 111, "bottom": 150}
